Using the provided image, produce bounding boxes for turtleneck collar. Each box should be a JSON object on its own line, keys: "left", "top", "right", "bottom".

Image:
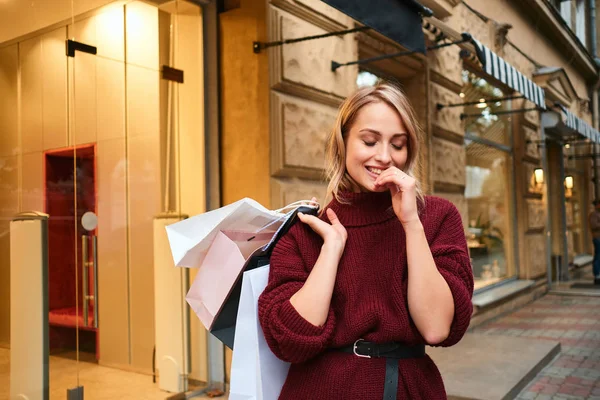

{"left": 325, "top": 190, "right": 397, "bottom": 227}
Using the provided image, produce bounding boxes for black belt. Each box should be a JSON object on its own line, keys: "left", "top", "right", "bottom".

{"left": 332, "top": 340, "right": 426, "bottom": 400}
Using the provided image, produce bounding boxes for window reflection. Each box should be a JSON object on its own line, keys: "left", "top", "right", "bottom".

{"left": 463, "top": 70, "right": 516, "bottom": 290}
{"left": 462, "top": 70, "right": 511, "bottom": 146}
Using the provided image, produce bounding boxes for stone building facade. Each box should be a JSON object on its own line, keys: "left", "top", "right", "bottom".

{"left": 219, "top": 0, "right": 599, "bottom": 345}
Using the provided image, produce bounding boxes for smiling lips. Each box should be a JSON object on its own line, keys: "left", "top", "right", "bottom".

{"left": 366, "top": 166, "right": 386, "bottom": 179}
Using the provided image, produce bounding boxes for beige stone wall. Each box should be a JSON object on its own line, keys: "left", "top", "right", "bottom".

{"left": 267, "top": 0, "right": 356, "bottom": 208}
{"left": 263, "top": 0, "right": 567, "bottom": 285}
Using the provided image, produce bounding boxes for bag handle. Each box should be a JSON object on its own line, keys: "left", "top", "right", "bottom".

{"left": 273, "top": 200, "right": 320, "bottom": 214}
{"left": 252, "top": 200, "right": 320, "bottom": 235}
{"left": 261, "top": 205, "right": 319, "bottom": 252}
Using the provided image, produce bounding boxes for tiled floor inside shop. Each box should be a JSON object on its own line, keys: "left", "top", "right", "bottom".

{"left": 0, "top": 347, "right": 228, "bottom": 400}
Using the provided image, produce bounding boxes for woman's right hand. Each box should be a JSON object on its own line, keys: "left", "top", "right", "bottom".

{"left": 297, "top": 208, "right": 347, "bottom": 256}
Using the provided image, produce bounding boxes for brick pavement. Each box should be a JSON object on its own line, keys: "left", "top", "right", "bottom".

{"left": 472, "top": 293, "right": 600, "bottom": 400}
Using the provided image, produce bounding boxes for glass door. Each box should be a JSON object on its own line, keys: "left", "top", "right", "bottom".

{"left": 64, "top": 0, "right": 207, "bottom": 398}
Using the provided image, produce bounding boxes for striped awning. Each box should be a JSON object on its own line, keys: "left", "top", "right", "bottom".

{"left": 562, "top": 109, "right": 600, "bottom": 143}
{"left": 470, "top": 38, "right": 546, "bottom": 110}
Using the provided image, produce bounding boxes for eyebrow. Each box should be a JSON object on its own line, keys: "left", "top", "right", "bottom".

{"left": 358, "top": 128, "right": 408, "bottom": 138}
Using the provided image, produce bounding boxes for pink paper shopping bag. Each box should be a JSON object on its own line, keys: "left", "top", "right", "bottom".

{"left": 185, "top": 229, "right": 273, "bottom": 333}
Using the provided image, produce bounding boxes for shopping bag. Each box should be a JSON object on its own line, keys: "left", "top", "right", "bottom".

{"left": 184, "top": 229, "right": 275, "bottom": 334}
{"left": 170, "top": 199, "right": 318, "bottom": 348}
{"left": 165, "top": 198, "right": 282, "bottom": 269}
{"left": 229, "top": 265, "right": 290, "bottom": 400}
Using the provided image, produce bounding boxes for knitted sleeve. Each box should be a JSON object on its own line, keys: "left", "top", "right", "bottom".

{"left": 429, "top": 201, "right": 474, "bottom": 347}
{"left": 258, "top": 228, "right": 336, "bottom": 363}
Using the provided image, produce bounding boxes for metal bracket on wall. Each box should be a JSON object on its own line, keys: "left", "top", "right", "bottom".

{"left": 252, "top": 26, "right": 370, "bottom": 54}
{"left": 66, "top": 39, "right": 97, "bottom": 58}
{"left": 460, "top": 107, "right": 539, "bottom": 120}
{"left": 436, "top": 95, "right": 524, "bottom": 111}
{"left": 162, "top": 65, "right": 184, "bottom": 83}
{"left": 330, "top": 33, "right": 472, "bottom": 72}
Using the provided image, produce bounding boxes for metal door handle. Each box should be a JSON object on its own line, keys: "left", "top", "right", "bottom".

{"left": 92, "top": 236, "right": 98, "bottom": 329}
{"left": 81, "top": 235, "right": 98, "bottom": 328}
{"left": 82, "top": 235, "right": 89, "bottom": 327}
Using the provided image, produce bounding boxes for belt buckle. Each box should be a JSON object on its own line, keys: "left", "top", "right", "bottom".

{"left": 353, "top": 339, "right": 371, "bottom": 358}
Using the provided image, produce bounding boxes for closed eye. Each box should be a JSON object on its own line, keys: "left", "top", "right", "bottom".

{"left": 363, "top": 141, "right": 376, "bottom": 147}
{"left": 392, "top": 144, "right": 404, "bottom": 150}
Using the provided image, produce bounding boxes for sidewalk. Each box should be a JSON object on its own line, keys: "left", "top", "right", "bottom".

{"left": 471, "top": 279, "right": 600, "bottom": 400}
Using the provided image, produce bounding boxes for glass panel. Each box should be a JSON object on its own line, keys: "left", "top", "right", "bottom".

{"left": 465, "top": 142, "right": 516, "bottom": 290}
{"left": 3, "top": 0, "right": 207, "bottom": 398}
{"left": 462, "top": 70, "right": 511, "bottom": 146}
{"left": 68, "top": 0, "right": 206, "bottom": 396}
{"left": 563, "top": 144, "right": 589, "bottom": 258}
{"left": 575, "top": 0, "right": 586, "bottom": 45}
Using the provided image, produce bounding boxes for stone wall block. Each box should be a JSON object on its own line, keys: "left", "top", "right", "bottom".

{"left": 567, "top": 230, "right": 574, "bottom": 259}
{"left": 523, "top": 125, "right": 541, "bottom": 160}
{"left": 526, "top": 198, "right": 545, "bottom": 230}
{"left": 524, "top": 109, "right": 539, "bottom": 127}
{"left": 271, "top": 92, "right": 336, "bottom": 178}
{"left": 431, "top": 82, "right": 463, "bottom": 135}
{"left": 526, "top": 234, "right": 547, "bottom": 277}
{"left": 271, "top": 177, "right": 328, "bottom": 209}
{"left": 428, "top": 46, "right": 463, "bottom": 87}
{"left": 277, "top": 9, "right": 356, "bottom": 99}
{"left": 432, "top": 137, "right": 466, "bottom": 186}
{"left": 566, "top": 201, "right": 573, "bottom": 226}
{"left": 446, "top": 5, "right": 492, "bottom": 48}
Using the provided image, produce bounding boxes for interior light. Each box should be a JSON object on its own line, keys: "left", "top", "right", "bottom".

{"left": 564, "top": 144, "right": 571, "bottom": 149}
{"left": 459, "top": 93, "right": 465, "bottom": 98}
{"left": 476, "top": 102, "right": 487, "bottom": 108}
{"left": 565, "top": 176, "right": 574, "bottom": 189}
{"left": 534, "top": 168, "right": 544, "bottom": 185}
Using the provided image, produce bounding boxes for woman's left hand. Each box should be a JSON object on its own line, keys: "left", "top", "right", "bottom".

{"left": 374, "top": 167, "right": 419, "bottom": 226}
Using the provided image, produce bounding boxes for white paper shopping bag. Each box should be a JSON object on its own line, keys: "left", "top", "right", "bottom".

{"left": 229, "top": 265, "right": 290, "bottom": 400}
{"left": 165, "top": 198, "right": 283, "bottom": 269}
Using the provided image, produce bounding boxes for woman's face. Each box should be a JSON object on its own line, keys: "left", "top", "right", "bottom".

{"left": 344, "top": 101, "right": 409, "bottom": 192}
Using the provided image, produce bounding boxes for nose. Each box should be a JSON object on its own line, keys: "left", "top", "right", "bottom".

{"left": 374, "top": 145, "right": 392, "bottom": 165}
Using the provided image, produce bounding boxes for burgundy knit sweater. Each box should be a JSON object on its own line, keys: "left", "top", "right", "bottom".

{"left": 258, "top": 191, "right": 474, "bottom": 400}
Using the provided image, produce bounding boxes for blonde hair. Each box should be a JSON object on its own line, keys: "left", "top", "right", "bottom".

{"left": 325, "top": 82, "right": 425, "bottom": 205}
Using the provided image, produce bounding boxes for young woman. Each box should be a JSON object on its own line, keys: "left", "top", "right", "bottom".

{"left": 258, "top": 83, "right": 474, "bottom": 399}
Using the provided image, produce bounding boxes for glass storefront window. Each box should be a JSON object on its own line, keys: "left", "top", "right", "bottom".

{"left": 462, "top": 70, "right": 511, "bottom": 146}
{"left": 462, "top": 70, "right": 516, "bottom": 290}
{"left": 563, "top": 145, "right": 588, "bottom": 258}
{"left": 1, "top": 0, "right": 208, "bottom": 397}
{"left": 465, "top": 143, "right": 516, "bottom": 289}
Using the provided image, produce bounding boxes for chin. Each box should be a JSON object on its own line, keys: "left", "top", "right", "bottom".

{"left": 359, "top": 180, "right": 389, "bottom": 193}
